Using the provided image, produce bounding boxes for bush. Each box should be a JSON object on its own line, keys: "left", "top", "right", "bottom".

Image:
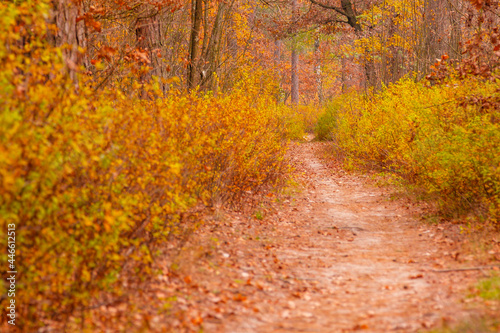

{"left": 0, "top": 2, "right": 292, "bottom": 330}
{"left": 314, "top": 97, "right": 351, "bottom": 141}
{"left": 324, "top": 76, "right": 500, "bottom": 225}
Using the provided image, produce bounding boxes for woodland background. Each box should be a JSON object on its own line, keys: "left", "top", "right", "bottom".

{"left": 0, "top": 0, "right": 499, "bottom": 331}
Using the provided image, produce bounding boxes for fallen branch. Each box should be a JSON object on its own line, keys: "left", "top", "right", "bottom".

{"left": 432, "top": 265, "right": 500, "bottom": 273}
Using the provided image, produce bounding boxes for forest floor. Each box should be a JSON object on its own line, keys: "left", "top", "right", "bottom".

{"left": 129, "top": 140, "right": 500, "bottom": 333}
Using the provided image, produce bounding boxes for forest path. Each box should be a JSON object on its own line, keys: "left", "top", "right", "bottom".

{"left": 199, "top": 141, "right": 485, "bottom": 333}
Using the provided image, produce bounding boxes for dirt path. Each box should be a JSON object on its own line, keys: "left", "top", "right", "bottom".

{"left": 187, "top": 141, "right": 495, "bottom": 332}
{"left": 258, "top": 142, "right": 471, "bottom": 332}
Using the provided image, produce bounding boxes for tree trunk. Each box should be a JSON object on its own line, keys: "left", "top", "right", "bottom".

{"left": 418, "top": 0, "right": 444, "bottom": 78}
{"left": 447, "top": 0, "right": 462, "bottom": 61}
{"left": 341, "top": 0, "right": 376, "bottom": 88}
{"left": 291, "top": 0, "right": 299, "bottom": 105}
{"left": 49, "top": 0, "right": 85, "bottom": 86}
{"left": 340, "top": 0, "right": 361, "bottom": 31}
{"left": 188, "top": 0, "right": 203, "bottom": 90}
{"left": 201, "top": 0, "right": 230, "bottom": 91}
{"left": 341, "top": 55, "right": 346, "bottom": 93}
{"left": 274, "top": 39, "right": 282, "bottom": 103}
{"left": 388, "top": 14, "right": 400, "bottom": 83}
{"left": 314, "top": 37, "right": 323, "bottom": 103}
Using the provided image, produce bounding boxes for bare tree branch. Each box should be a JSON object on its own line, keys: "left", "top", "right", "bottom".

{"left": 309, "top": 0, "right": 347, "bottom": 16}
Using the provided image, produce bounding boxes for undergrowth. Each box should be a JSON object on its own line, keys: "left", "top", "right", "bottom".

{"left": 0, "top": 1, "right": 298, "bottom": 330}
{"left": 425, "top": 318, "right": 500, "bottom": 333}
{"left": 476, "top": 274, "right": 500, "bottom": 301}
{"left": 316, "top": 75, "right": 500, "bottom": 227}
{"left": 315, "top": 99, "right": 341, "bottom": 141}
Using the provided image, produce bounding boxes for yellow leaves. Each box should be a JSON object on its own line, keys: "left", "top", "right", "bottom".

{"left": 170, "top": 163, "right": 182, "bottom": 176}
{"left": 103, "top": 215, "right": 114, "bottom": 232}
{"left": 327, "top": 74, "right": 499, "bottom": 224}
{"left": 1, "top": 16, "right": 291, "bottom": 327}
{"left": 161, "top": 76, "right": 180, "bottom": 85}
{"left": 109, "top": 253, "right": 122, "bottom": 262}
{"left": 82, "top": 216, "right": 94, "bottom": 228}
{"left": 81, "top": 269, "right": 91, "bottom": 283}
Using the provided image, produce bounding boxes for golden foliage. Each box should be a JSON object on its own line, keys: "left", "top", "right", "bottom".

{"left": 0, "top": 1, "right": 293, "bottom": 330}
{"left": 319, "top": 75, "right": 499, "bottom": 226}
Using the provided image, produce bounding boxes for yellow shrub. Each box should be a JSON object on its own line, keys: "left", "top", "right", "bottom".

{"left": 327, "top": 77, "right": 499, "bottom": 225}
{"left": 0, "top": 2, "right": 291, "bottom": 330}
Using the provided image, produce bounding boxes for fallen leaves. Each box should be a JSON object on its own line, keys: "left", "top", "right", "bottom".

{"left": 352, "top": 323, "right": 369, "bottom": 330}
{"left": 232, "top": 294, "right": 247, "bottom": 302}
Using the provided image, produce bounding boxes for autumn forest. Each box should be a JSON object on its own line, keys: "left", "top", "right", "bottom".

{"left": 1, "top": 0, "right": 500, "bottom": 331}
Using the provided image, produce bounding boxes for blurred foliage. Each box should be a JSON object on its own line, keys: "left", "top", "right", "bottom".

{"left": 314, "top": 98, "right": 345, "bottom": 141}
{"left": 281, "top": 105, "right": 322, "bottom": 140}
{"left": 426, "top": 318, "right": 500, "bottom": 333}
{"left": 476, "top": 274, "right": 500, "bottom": 301}
{"left": 0, "top": 0, "right": 296, "bottom": 330}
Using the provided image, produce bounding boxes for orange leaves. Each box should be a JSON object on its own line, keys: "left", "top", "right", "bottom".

{"left": 467, "top": 0, "right": 492, "bottom": 10}
{"left": 352, "top": 324, "right": 369, "bottom": 330}
{"left": 76, "top": 6, "right": 107, "bottom": 33}
{"left": 232, "top": 293, "right": 247, "bottom": 302}
{"left": 95, "top": 46, "right": 116, "bottom": 62}
{"left": 118, "top": 47, "right": 152, "bottom": 72}
{"left": 130, "top": 48, "right": 151, "bottom": 64}
{"left": 426, "top": 54, "right": 452, "bottom": 83}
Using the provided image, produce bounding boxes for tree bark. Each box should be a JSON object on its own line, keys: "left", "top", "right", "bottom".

{"left": 201, "top": 0, "right": 230, "bottom": 91}
{"left": 314, "top": 37, "right": 323, "bottom": 103}
{"left": 418, "top": 0, "right": 444, "bottom": 77}
{"left": 49, "top": 0, "right": 85, "bottom": 86}
{"left": 447, "top": 0, "right": 462, "bottom": 60}
{"left": 135, "top": 17, "right": 154, "bottom": 98}
{"left": 274, "top": 39, "right": 282, "bottom": 103}
{"left": 188, "top": 0, "right": 203, "bottom": 90}
{"left": 291, "top": 0, "right": 299, "bottom": 105}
